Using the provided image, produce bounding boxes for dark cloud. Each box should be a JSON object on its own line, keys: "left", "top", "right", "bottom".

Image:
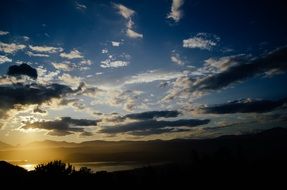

{"left": 0, "top": 83, "right": 72, "bottom": 107}
{"left": 100, "top": 118, "right": 210, "bottom": 134}
{"left": 22, "top": 117, "right": 98, "bottom": 136}
{"left": 0, "top": 83, "right": 73, "bottom": 118}
{"left": 123, "top": 110, "right": 180, "bottom": 120}
{"left": 7, "top": 63, "right": 38, "bottom": 79}
{"left": 129, "top": 128, "right": 190, "bottom": 136}
{"left": 200, "top": 98, "right": 287, "bottom": 114}
{"left": 194, "top": 47, "right": 287, "bottom": 91}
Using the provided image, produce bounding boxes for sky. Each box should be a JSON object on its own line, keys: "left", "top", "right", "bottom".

{"left": 0, "top": 0, "right": 287, "bottom": 145}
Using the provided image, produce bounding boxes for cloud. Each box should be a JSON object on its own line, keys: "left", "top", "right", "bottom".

{"left": 0, "top": 42, "right": 26, "bottom": 53}
{"left": 113, "top": 3, "right": 143, "bottom": 39}
{"left": 192, "top": 47, "right": 287, "bottom": 91}
{"left": 203, "top": 55, "right": 246, "bottom": 73}
{"left": 124, "top": 70, "right": 185, "bottom": 85}
{"left": 199, "top": 98, "right": 287, "bottom": 114}
{"left": 37, "top": 66, "right": 60, "bottom": 84}
{"left": 0, "top": 31, "right": 9, "bottom": 36}
{"left": 23, "top": 36, "right": 30, "bottom": 41}
{"left": 100, "top": 118, "right": 209, "bottom": 135}
{"left": 7, "top": 63, "right": 38, "bottom": 79}
{"left": 26, "top": 51, "right": 49, "bottom": 57}
{"left": 183, "top": 33, "right": 220, "bottom": 50}
{"left": 22, "top": 117, "right": 98, "bottom": 136}
{"left": 123, "top": 110, "right": 180, "bottom": 120}
{"left": 52, "top": 61, "right": 74, "bottom": 71}
{"left": 29, "top": 45, "right": 63, "bottom": 53}
{"left": 75, "top": 1, "right": 87, "bottom": 11}
{"left": 59, "top": 73, "right": 82, "bottom": 88}
{"left": 102, "top": 49, "right": 108, "bottom": 54}
{"left": 111, "top": 41, "right": 121, "bottom": 47}
{"left": 171, "top": 52, "right": 184, "bottom": 65}
{"left": 100, "top": 59, "right": 129, "bottom": 68}
{"left": 0, "top": 55, "right": 12, "bottom": 64}
{"left": 113, "top": 3, "right": 134, "bottom": 19}
{"left": 60, "top": 49, "right": 83, "bottom": 59}
{"left": 110, "top": 90, "right": 145, "bottom": 111}
{"left": 167, "top": 0, "right": 184, "bottom": 22}
{"left": 0, "top": 83, "right": 73, "bottom": 119}
{"left": 164, "top": 47, "right": 287, "bottom": 102}
{"left": 80, "top": 59, "right": 92, "bottom": 65}
{"left": 126, "top": 29, "right": 143, "bottom": 39}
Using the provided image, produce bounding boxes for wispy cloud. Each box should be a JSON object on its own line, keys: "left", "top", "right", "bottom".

{"left": 167, "top": 0, "right": 184, "bottom": 22}
{"left": 114, "top": 3, "right": 134, "bottom": 19}
{"left": 100, "top": 59, "right": 129, "bottom": 68}
{"left": 114, "top": 3, "right": 143, "bottom": 39}
{"left": 60, "top": 49, "right": 83, "bottom": 59}
{"left": 52, "top": 61, "right": 74, "bottom": 71}
{"left": 26, "top": 51, "right": 49, "bottom": 57}
{"left": 183, "top": 33, "right": 220, "bottom": 50}
{"left": 0, "top": 42, "right": 26, "bottom": 53}
{"left": 126, "top": 29, "right": 143, "bottom": 39}
{"left": 164, "top": 47, "right": 287, "bottom": 103}
{"left": 171, "top": 51, "right": 185, "bottom": 65}
{"left": 29, "top": 45, "right": 63, "bottom": 53}
{"left": 75, "top": 1, "right": 87, "bottom": 11}
{"left": 124, "top": 70, "right": 185, "bottom": 85}
{"left": 0, "top": 55, "right": 12, "bottom": 64}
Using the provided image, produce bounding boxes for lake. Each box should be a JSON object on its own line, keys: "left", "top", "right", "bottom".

{"left": 14, "top": 161, "right": 161, "bottom": 172}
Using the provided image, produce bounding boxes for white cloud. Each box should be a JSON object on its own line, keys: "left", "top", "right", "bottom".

{"left": 171, "top": 52, "right": 184, "bottom": 65}
{"left": 37, "top": 66, "right": 60, "bottom": 84}
{"left": 114, "top": 3, "right": 143, "bottom": 39}
{"left": 60, "top": 49, "right": 83, "bottom": 59}
{"left": 0, "top": 55, "right": 12, "bottom": 64}
{"left": 112, "top": 41, "right": 121, "bottom": 47}
{"left": 59, "top": 73, "right": 82, "bottom": 88}
{"left": 100, "top": 59, "right": 129, "bottom": 68}
{"left": 126, "top": 29, "right": 143, "bottom": 39}
{"left": 29, "top": 45, "right": 63, "bottom": 53}
{"left": 52, "top": 61, "right": 74, "bottom": 71}
{"left": 167, "top": 0, "right": 184, "bottom": 22}
{"left": 102, "top": 49, "right": 108, "bottom": 54}
{"left": 183, "top": 33, "right": 220, "bottom": 50}
{"left": 0, "top": 42, "right": 26, "bottom": 53}
{"left": 124, "top": 70, "right": 185, "bottom": 85}
{"left": 26, "top": 51, "right": 49, "bottom": 57}
{"left": 80, "top": 59, "right": 92, "bottom": 65}
{"left": 0, "top": 31, "right": 9, "bottom": 36}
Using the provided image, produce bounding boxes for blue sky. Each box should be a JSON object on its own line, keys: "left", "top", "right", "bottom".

{"left": 0, "top": 0, "right": 287, "bottom": 144}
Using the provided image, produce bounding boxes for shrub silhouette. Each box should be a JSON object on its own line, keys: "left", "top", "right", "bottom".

{"left": 33, "top": 160, "right": 74, "bottom": 176}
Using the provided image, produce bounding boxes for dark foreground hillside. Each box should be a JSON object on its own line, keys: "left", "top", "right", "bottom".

{"left": 1, "top": 127, "right": 287, "bottom": 188}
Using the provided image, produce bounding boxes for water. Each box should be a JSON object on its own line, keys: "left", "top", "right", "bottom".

{"left": 16, "top": 161, "right": 158, "bottom": 172}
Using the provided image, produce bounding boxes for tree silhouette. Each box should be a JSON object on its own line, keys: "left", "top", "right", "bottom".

{"left": 33, "top": 160, "right": 74, "bottom": 176}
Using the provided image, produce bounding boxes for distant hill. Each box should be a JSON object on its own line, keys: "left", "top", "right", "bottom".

{"left": 1, "top": 127, "right": 287, "bottom": 163}
{"left": 0, "top": 161, "right": 27, "bottom": 176}
{"left": 24, "top": 140, "right": 78, "bottom": 149}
